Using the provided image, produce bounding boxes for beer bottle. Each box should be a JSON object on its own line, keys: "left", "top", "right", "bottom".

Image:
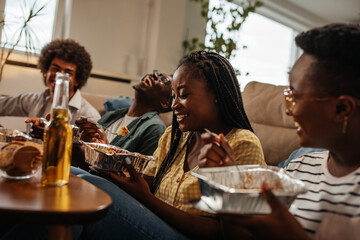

{"left": 42, "top": 72, "right": 73, "bottom": 186}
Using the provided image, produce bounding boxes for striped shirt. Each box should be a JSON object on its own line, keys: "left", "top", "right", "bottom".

{"left": 143, "top": 127, "right": 265, "bottom": 215}
{"left": 285, "top": 151, "right": 360, "bottom": 239}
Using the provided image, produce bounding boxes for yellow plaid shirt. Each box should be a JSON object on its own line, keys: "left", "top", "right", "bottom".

{"left": 142, "top": 127, "right": 266, "bottom": 215}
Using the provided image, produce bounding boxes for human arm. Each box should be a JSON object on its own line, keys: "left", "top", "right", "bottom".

{"left": 198, "top": 130, "right": 235, "bottom": 167}
{"left": 199, "top": 129, "right": 265, "bottom": 167}
{"left": 0, "top": 93, "right": 37, "bottom": 116}
{"left": 97, "top": 161, "right": 222, "bottom": 240}
{"left": 315, "top": 213, "right": 360, "bottom": 240}
{"left": 75, "top": 117, "right": 110, "bottom": 144}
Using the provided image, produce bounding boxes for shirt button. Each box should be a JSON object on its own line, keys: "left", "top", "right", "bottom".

{"left": 176, "top": 177, "right": 180, "bottom": 183}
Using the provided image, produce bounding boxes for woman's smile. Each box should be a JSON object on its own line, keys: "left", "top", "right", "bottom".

{"left": 175, "top": 113, "right": 188, "bottom": 122}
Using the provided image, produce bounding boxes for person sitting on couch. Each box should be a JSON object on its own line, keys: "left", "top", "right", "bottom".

{"left": 75, "top": 70, "right": 172, "bottom": 156}
{"left": 215, "top": 23, "right": 360, "bottom": 240}
{"left": 72, "top": 50, "right": 265, "bottom": 240}
{"left": 0, "top": 39, "right": 100, "bottom": 130}
{"left": 0, "top": 51, "right": 265, "bottom": 240}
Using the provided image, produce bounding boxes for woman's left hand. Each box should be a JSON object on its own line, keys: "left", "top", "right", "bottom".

{"left": 95, "top": 159, "right": 152, "bottom": 202}
{"left": 198, "top": 130, "right": 235, "bottom": 167}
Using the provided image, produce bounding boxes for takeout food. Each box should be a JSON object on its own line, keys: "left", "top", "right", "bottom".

{"left": 190, "top": 165, "right": 307, "bottom": 215}
{"left": 0, "top": 141, "right": 43, "bottom": 177}
{"left": 229, "top": 170, "right": 284, "bottom": 191}
{"left": 0, "top": 128, "right": 32, "bottom": 142}
{"left": 116, "top": 126, "right": 130, "bottom": 136}
{"left": 83, "top": 142, "right": 154, "bottom": 173}
{"left": 93, "top": 146, "right": 124, "bottom": 154}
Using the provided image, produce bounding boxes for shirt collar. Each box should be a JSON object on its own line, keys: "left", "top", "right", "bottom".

{"left": 69, "top": 90, "right": 82, "bottom": 110}
{"left": 44, "top": 88, "right": 82, "bottom": 110}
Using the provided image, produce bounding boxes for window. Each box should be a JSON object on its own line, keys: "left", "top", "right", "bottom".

{"left": 206, "top": 0, "right": 297, "bottom": 90}
{"left": 1, "top": 0, "right": 57, "bottom": 53}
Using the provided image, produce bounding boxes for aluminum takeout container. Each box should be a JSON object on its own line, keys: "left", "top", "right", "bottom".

{"left": 83, "top": 142, "right": 154, "bottom": 173}
{"left": 190, "top": 165, "right": 307, "bottom": 215}
{"left": 0, "top": 128, "right": 32, "bottom": 142}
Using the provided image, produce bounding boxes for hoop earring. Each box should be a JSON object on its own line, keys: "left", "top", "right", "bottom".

{"left": 342, "top": 116, "right": 348, "bottom": 134}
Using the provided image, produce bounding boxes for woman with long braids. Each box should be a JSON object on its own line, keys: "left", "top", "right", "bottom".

{"left": 1, "top": 51, "right": 265, "bottom": 239}
{"left": 71, "top": 51, "right": 264, "bottom": 240}
{"left": 77, "top": 51, "right": 265, "bottom": 240}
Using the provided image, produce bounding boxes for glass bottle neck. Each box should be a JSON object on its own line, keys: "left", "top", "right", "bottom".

{"left": 52, "top": 72, "right": 69, "bottom": 109}
{"left": 52, "top": 73, "right": 69, "bottom": 120}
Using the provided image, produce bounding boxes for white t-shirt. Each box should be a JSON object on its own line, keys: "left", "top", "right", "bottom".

{"left": 285, "top": 151, "right": 360, "bottom": 239}
{"left": 105, "top": 114, "right": 137, "bottom": 142}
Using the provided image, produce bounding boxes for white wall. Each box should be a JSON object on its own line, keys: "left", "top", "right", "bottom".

{"left": 0, "top": 0, "right": 207, "bottom": 96}
{"left": 69, "top": 0, "right": 188, "bottom": 78}
{"left": 0, "top": 0, "right": 202, "bottom": 97}
{"left": 0, "top": 0, "right": 208, "bottom": 130}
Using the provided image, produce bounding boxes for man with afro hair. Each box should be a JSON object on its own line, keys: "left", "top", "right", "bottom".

{"left": 0, "top": 39, "right": 100, "bottom": 128}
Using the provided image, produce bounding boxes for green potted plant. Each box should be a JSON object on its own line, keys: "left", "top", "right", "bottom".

{"left": 183, "top": 0, "right": 263, "bottom": 74}
{"left": 0, "top": 1, "right": 46, "bottom": 82}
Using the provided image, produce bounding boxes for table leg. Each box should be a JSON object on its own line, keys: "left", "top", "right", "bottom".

{"left": 47, "top": 225, "right": 73, "bottom": 240}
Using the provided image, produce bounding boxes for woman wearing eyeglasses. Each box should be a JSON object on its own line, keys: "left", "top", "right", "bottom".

{"left": 216, "top": 23, "right": 360, "bottom": 240}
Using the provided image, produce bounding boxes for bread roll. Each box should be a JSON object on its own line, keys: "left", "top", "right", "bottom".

{"left": 0, "top": 141, "right": 43, "bottom": 175}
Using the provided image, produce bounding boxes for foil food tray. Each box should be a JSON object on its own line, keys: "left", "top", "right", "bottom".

{"left": 0, "top": 128, "right": 32, "bottom": 142}
{"left": 83, "top": 142, "right": 154, "bottom": 173}
{"left": 190, "top": 165, "right": 307, "bottom": 215}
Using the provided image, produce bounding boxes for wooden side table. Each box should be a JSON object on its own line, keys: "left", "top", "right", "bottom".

{"left": 0, "top": 173, "right": 112, "bottom": 240}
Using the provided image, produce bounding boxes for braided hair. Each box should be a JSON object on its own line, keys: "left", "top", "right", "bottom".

{"left": 150, "top": 50, "right": 253, "bottom": 194}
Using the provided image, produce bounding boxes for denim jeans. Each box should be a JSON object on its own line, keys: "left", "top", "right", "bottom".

{"left": 72, "top": 167, "right": 189, "bottom": 240}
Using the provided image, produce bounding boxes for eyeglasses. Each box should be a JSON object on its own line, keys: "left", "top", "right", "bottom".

{"left": 283, "top": 88, "right": 333, "bottom": 116}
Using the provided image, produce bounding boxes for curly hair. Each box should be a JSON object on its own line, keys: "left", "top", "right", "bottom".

{"left": 38, "top": 39, "right": 92, "bottom": 89}
{"left": 295, "top": 23, "right": 360, "bottom": 97}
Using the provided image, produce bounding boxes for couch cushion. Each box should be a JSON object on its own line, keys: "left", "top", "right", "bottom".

{"left": 81, "top": 92, "right": 109, "bottom": 116}
{"left": 103, "top": 97, "right": 134, "bottom": 112}
{"left": 242, "top": 81, "right": 300, "bottom": 165}
{"left": 251, "top": 122, "right": 300, "bottom": 165}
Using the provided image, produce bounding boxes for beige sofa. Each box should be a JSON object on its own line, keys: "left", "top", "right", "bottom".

{"left": 242, "top": 81, "right": 300, "bottom": 165}
{"left": 84, "top": 82, "right": 300, "bottom": 166}
{"left": 1, "top": 82, "right": 298, "bottom": 166}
